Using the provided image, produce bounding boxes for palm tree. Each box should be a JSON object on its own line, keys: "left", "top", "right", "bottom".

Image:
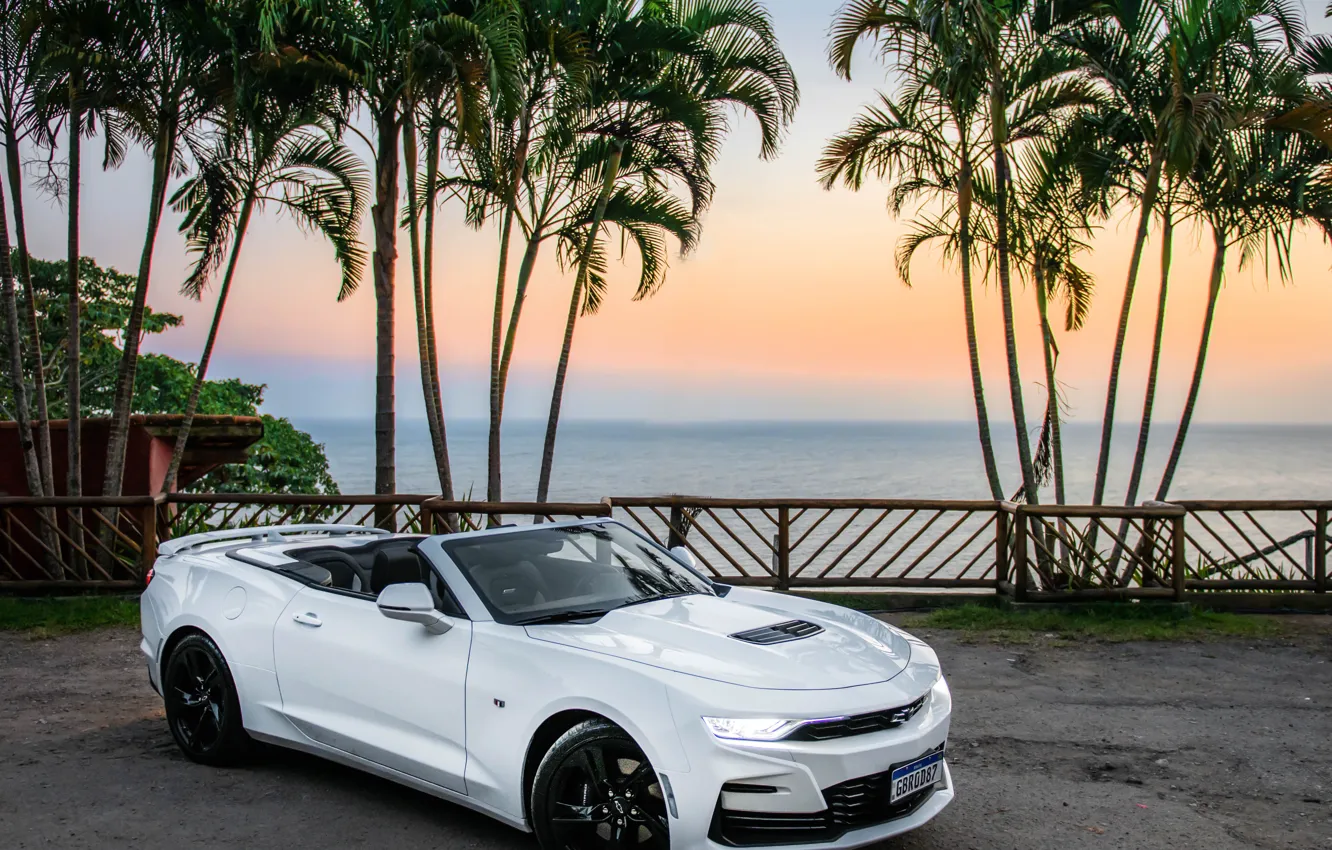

{"left": 1059, "top": 0, "right": 1172, "bottom": 509}
{"left": 1, "top": 0, "right": 53, "bottom": 496}
{"left": 481, "top": 0, "right": 596, "bottom": 503}
{"left": 1156, "top": 129, "right": 1331, "bottom": 501}
{"left": 401, "top": 4, "right": 521, "bottom": 504}
{"left": 1146, "top": 0, "right": 1313, "bottom": 503}
{"left": 99, "top": 0, "right": 229, "bottom": 504}
{"left": 824, "top": 0, "right": 1004, "bottom": 499}
{"left": 534, "top": 0, "right": 799, "bottom": 502}
{"left": 31, "top": 0, "right": 118, "bottom": 578}
{"left": 163, "top": 102, "right": 369, "bottom": 492}
{"left": 0, "top": 169, "right": 44, "bottom": 504}
{"left": 270, "top": 0, "right": 520, "bottom": 515}
{"left": 1008, "top": 134, "right": 1099, "bottom": 509}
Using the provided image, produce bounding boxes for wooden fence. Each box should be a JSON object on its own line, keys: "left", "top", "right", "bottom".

{"left": 0, "top": 493, "right": 1326, "bottom": 602}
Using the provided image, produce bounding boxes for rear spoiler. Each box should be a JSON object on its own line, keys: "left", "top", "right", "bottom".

{"left": 158, "top": 524, "right": 391, "bottom": 557}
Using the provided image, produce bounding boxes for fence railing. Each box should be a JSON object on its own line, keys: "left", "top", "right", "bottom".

{"left": 611, "top": 497, "right": 1000, "bottom": 589}
{"left": 0, "top": 493, "right": 1326, "bottom": 600}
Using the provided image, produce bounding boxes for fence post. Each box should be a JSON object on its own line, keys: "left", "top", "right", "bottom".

{"left": 421, "top": 506, "right": 437, "bottom": 535}
{"left": 995, "top": 508, "right": 1011, "bottom": 592}
{"left": 1014, "top": 508, "right": 1028, "bottom": 603}
{"left": 776, "top": 506, "right": 791, "bottom": 591}
{"left": 139, "top": 502, "right": 159, "bottom": 580}
{"left": 1171, "top": 513, "right": 1186, "bottom": 603}
{"left": 1316, "top": 508, "right": 1327, "bottom": 594}
{"left": 667, "top": 503, "right": 686, "bottom": 549}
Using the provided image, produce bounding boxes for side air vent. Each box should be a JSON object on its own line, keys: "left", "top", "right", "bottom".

{"left": 730, "top": 619, "right": 824, "bottom": 645}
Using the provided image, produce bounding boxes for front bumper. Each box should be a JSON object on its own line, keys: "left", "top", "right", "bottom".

{"left": 664, "top": 675, "right": 953, "bottom": 849}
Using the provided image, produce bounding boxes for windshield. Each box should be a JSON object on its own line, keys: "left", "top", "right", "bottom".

{"left": 440, "top": 522, "right": 713, "bottom": 625}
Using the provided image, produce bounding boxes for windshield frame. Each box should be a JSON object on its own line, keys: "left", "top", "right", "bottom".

{"left": 434, "top": 520, "right": 715, "bottom": 626}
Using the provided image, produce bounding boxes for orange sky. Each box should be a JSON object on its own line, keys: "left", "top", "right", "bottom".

{"left": 14, "top": 0, "right": 1332, "bottom": 424}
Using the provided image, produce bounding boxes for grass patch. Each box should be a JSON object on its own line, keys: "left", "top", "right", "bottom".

{"left": 787, "top": 591, "right": 993, "bottom": 612}
{"left": 0, "top": 596, "right": 140, "bottom": 637}
{"left": 901, "top": 603, "right": 1285, "bottom": 643}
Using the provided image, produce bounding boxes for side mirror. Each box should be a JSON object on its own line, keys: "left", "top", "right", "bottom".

{"left": 377, "top": 583, "right": 453, "bottom": 635}
{"left": 669, "top": 546, "right": 697, "bottom": 570}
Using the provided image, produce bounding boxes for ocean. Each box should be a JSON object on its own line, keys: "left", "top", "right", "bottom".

{"left": 298, "top": 419, "right": 1332, "bottom": 503}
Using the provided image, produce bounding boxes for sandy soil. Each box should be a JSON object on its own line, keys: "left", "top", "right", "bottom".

{"left": 0, "top": 622, "right": 1329, "bottom": 849}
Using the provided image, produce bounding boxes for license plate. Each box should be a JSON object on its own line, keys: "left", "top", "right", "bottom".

{"left": 889, "top": 749, "right": 945, "bottom": 802}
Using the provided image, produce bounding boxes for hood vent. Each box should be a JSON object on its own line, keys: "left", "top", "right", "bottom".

{"left": 731, "top": 619, "right": 824, "bottom": 645}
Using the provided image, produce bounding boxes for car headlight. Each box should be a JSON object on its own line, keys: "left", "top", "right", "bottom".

{"left": 703, "top": 716, "right": 838, "bottom": 741}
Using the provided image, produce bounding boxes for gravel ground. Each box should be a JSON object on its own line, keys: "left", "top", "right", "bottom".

{"left": 0, "top": 622, "right": 1329, "bottom": 850}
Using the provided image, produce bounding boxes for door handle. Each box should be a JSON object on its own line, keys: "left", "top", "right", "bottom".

{"left": 292, "top": 612, "right": 322, "bottom": 627}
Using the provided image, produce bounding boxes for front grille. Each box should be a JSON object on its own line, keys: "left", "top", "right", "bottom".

{"left": 786, "top": 695, "right": 928, "bottom": 742}
{"left": 710, "top": 745, "right": 944, "bottom": 846}
{"left": 730, "top": 619, "right": 824, "bottom": 645}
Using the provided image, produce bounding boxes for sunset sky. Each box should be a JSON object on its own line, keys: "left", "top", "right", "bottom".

{"left": 14, "top": 0, "right": 1332, "bottom": 426}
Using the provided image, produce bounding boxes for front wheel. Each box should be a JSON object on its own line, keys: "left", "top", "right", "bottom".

{"left": 531, "top": 719, "right": 670, "bottom": 849}
{"left": 163, "top": 633, "right": 251, "bottom": 765}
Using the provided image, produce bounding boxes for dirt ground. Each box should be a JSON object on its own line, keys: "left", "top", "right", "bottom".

{"left": 1, "top": 621, "right": 1329, "bottom": 850}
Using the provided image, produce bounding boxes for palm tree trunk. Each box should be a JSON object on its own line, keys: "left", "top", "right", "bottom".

{"left": 957, "top": 156, "right": 1003, "bottom": 500}
{"left": 1155, "top": 227, "right": 1225, "bottom": 502}
{"left": 1110, "top": 205, "right": 1173, "bottom": 582}
{"left": 487, "top": 105, "right": 533, "bottom": 504}
{"left": 1090, "top": 154, "right": 1162, "bottom": 506}
{"left": 403, "top": 110, "right": 451, "bottom": 497}
{"left": 162, "top": 192, "right": 256, "bottom": 494}
{"left": 497, "top": 228, "right": 543, "bottom": 401}
{"left": 1035, "top": 266, "right": 1069, "bottom": 574}
{"left": 65, "top": 106, "right": 85, "bottom": 580}
{"left": 0, "top": 177, "right": 44, "bottom": 503}
{"left": 103, "top": 129, "right": 176, "bottom": 500}
{"left": 422, "top": 123, "right": 451, "bottom": 500}
{"left": 535, "top": 143, "right": 623, "bottom": 504}
{"left": 372, "top": 108, "right": 401, "bottom": 528}
{"left": 992, "top": 141, "right": 1038, "bottom": 505}
{"left": 5, "top": 126, "right": 53, "bottom": 496}
{"left": 1035, "top": 277, "right": 1064, "bottom": 506}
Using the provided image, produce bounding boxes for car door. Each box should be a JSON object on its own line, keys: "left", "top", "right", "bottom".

{"left": 272, "top": 585, "right": 472, "bottom": 794}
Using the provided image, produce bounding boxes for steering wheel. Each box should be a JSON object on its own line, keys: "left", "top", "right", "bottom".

{"left": 571, "top": 569, "right": 615, "bottom": 598}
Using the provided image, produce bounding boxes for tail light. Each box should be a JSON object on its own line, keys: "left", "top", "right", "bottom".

{"left": 145, "top": 567, "right": 154, "bottom": 586}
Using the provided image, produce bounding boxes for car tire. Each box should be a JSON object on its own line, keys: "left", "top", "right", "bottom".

{"left": 531, "top": 719, "right": 671, "bottom": 849}
{"left": 163, "top": 633, "right": 252, "bottom": 766}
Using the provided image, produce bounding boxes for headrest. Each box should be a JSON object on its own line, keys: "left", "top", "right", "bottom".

{"left": 485, "top": 560, "right": 547, "bottom": 608}
{"left": 372, "top": 548, "right": 424, "bottom": 594}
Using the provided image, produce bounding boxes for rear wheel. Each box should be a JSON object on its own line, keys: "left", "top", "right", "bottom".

{"left": 531, "top": 720, "right": 670, "bottom": 850}
{"left": 163, "top": 633, "right": 251, "bottom": 765}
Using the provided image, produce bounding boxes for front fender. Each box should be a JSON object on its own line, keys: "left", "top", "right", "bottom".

{"left": 463, "top": 623, "right": 693, "bottom": 822}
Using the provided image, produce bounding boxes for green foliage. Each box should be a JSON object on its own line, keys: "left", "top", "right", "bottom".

{"left": 191, "top": 414, "right": 339, "bottom": 495}
{"left": 130, "top": 354, "right": 263, "bottom": 417}
{"left": 0, "top": 251, "right": 180, "bottom": 418}
{"left": 902, "top": 603, "right": 1284, "bottom": 642}
{"left": 1, "top": 251, "right": 337, "bottom": 496}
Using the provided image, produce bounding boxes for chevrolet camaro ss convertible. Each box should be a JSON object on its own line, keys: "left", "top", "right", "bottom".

{"left": 140, "top": 519, "right": 953, "bottom": 849}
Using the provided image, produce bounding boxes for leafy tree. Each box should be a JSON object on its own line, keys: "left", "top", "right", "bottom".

{"left": 0, "top": 251, "right": 338, "bottom": 496}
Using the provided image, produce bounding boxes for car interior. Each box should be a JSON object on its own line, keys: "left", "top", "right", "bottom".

{"left": 285, "top": 537, "right": 464, "bottom": 616}
{"left": 445, "top": 535, "right": 634, "bottom": 616}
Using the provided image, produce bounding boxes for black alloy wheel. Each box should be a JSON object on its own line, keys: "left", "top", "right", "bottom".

{"left": 532, "top": 720, "right": 670, "bottom": 850}
{"left": 163, "top": 633, "right": 250, "bottom": 765}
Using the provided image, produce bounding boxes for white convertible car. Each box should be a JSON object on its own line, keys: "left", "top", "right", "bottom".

{"left": 140, "top": 519, "right": 953, "bottom": 849}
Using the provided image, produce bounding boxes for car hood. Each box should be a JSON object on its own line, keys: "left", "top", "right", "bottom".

{"left": 525, "top": 593, "right": 911, "bottom": 690}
